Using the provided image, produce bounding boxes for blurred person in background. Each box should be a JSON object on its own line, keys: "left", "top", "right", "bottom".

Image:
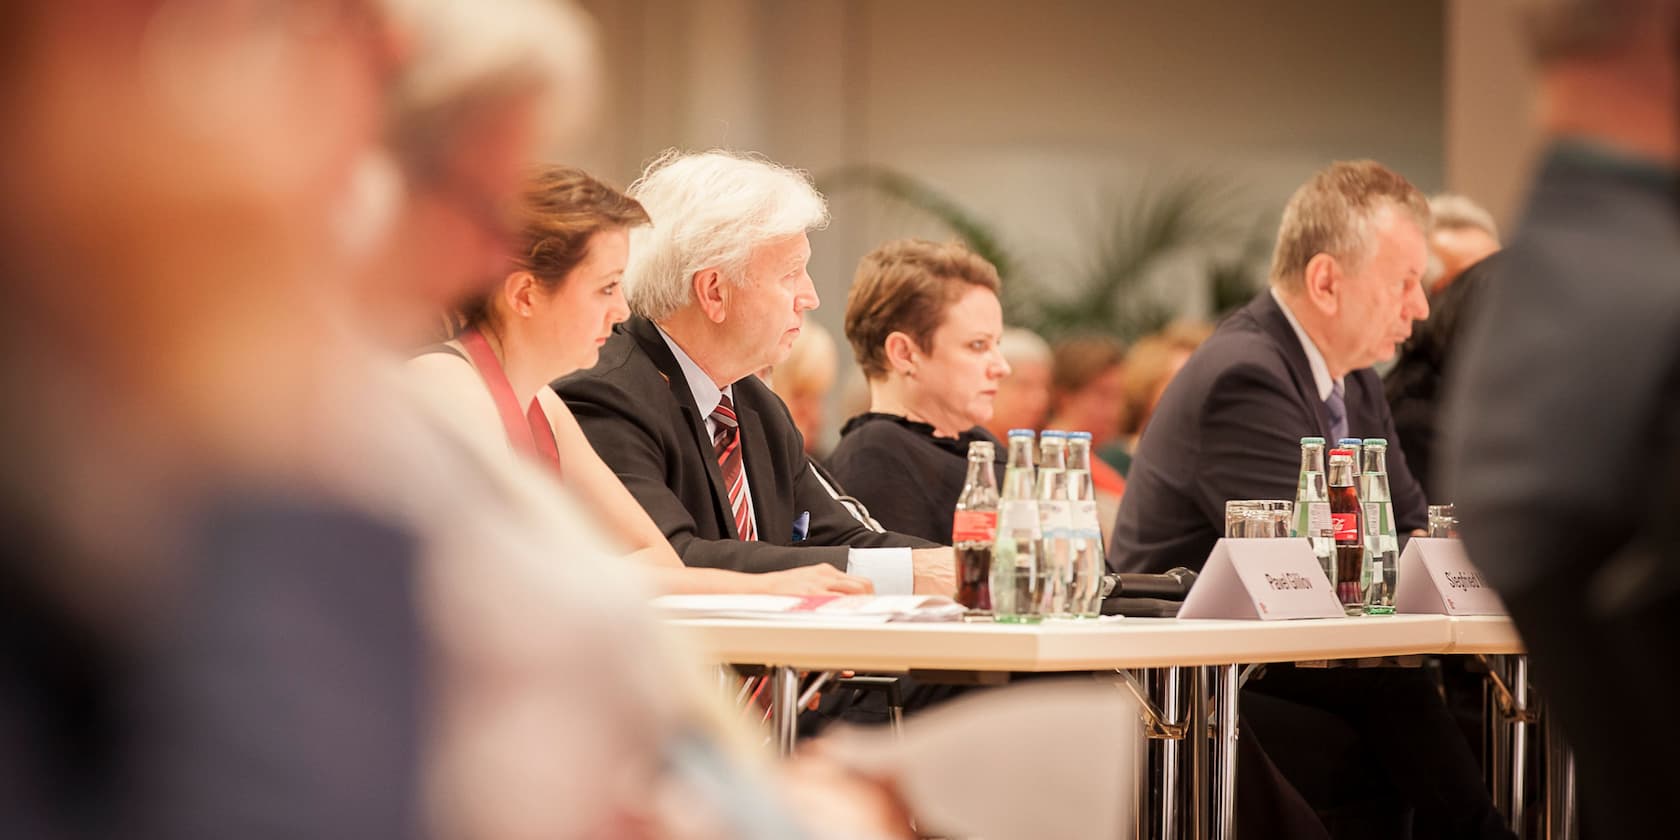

{"left": 555, "top": 149, "right": 954, "bottom": 596}
{"left": 1111, "top": 160, "right": 1512, "bottom": 839}
{"left": 1045, "top": 335, "right": 1128, "bottom": 531}
{"left": 767, "top": 321, "right": 841, "bottom": 460}
{"left": 1385, "top": 194, "right": 1505, "bottom": 499}
{"left": 829, "top": 239, "right": 1009, "bottom": 544}
{"left": 982, "top": 326, "right": 1054, "bottom": 441}
{"left": 1424, "top": 193, "right": 1502, "bottom": 294}
{"left": 408, "top": 164, "right": 866, "bottom": 596}
{"left": 1441, "top": 1, "right": 1680, "bottom": 835}
{"left": 1099, "top": 322, "right": 1211, "bottom": 479}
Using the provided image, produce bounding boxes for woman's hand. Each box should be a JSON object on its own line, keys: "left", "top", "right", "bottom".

{"left": 759, "top": 564, "right": 875, "bottom": 595}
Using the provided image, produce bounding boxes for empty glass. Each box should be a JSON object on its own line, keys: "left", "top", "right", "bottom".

{"left": 1428, "top": 504, "right": 1458, "bottom": 538}
{"left": 1226, "top": 500, "right": 1292, "bottom": 538}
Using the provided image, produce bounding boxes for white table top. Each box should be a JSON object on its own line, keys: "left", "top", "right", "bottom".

{"left": 1445, "top": 614, "right": 1526, "bottom": 655}
{"left": 666, "top": 614, "right": 1512, "bottom": 672}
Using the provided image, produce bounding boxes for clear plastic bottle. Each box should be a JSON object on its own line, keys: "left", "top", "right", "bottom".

{"left": 1290, "top": 437, "right": 1336, "bottom": 586}
{"left": 1064, "top": 432, "right": 1106, "bottom": 618}
{"left": 1035, "top": 431, "right": 1073, "bottom": 617}
{"left": 1359, "top": 438, "right": 1399, "bottom": 615}
{"left": 1338, "top": 438, "right": 1364, "bottom": 477}
{"left": 952, "top": 440, "right": 1000, "bottom": 613}
{"left": 992, "top": 429, "right": 1044, "bottom": 623}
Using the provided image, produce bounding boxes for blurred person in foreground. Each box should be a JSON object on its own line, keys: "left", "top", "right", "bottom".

{"left": 555, "top": 150, "right": 953, "bottom": 595}
{"left": 1099, "top": 322, "right": 1211, "bottom": 479}
{"left": 0, "top": 2, "right": 914, "bottom": 838}
{"left": 1383, "top": 193, "right": 1504, "bottom": 497}
{"left": 767, "top": 321, "right": 841, "bottom": 460}
{"left": 408, "top": 164, "right": 866, "bottom": 596}
{"left": 828, "top": 238, "right": 1009, "bottom": 544}
{"left": 0, "top": 1, "right": 410, "bottom": 836}
{"left": 1110, "top": 160, "right": 1514, "bottom": 839}
{"left": 1441, "top": 1, "right": 1680, "bottom": 836}
{"left": 982, "top": 326, "right": 1054, "bottom": 441}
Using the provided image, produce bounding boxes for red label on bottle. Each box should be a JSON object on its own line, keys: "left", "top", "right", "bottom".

{"left": 1331, "top": 511, "right": 1360, "bottom": 542}
{"left": 952, "top": 509, "right": 998, "bottom": 544}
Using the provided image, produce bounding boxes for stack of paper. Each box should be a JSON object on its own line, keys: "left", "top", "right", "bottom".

{"left": 650, "top": 593, "right": 967, "bottom": 623}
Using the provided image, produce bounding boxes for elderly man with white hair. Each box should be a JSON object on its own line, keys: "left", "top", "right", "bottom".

{"left": 555, "top": 149, "right": 954, "bottom": 594}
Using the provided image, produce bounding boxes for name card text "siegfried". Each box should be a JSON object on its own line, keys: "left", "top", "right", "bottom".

{"left": 1395, "top": 538, "right": 1506, "bottom": 616}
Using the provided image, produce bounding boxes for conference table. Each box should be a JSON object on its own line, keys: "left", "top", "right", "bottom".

{"left": 667, "top": 613, "right": 1548, "bottom": 840}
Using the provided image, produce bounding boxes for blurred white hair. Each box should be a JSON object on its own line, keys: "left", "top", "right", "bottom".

{"left": 1428, "top": 193, "right": 1501, "bottom": 241}
{"left": 383, "top": 0, "right": 599, "bottom": 172}
{"left": 999, "top": 326, "right": 1052, "bottom": 367}
{"left": 624, "top": 149, "right": 830, "bottom": 321}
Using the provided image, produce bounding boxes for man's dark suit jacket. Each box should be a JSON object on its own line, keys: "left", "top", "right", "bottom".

{"left": 555, "top": 316, "right": 933, "bottom": 574}
{"left": 1108, "top": 290, "right": 1427, "bottom": 574}
{"left": 1441, "top": 142, "right": 1680, "bottom": 839}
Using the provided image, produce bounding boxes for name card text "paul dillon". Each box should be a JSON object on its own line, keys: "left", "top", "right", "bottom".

{"left": 1179, "top": 538, "right": 1345, "bottom": 620}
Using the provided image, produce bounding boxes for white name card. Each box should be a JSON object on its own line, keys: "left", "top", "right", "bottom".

{"left": 1394, "top": 538, "right": 1507, "bottom": 616}
{"left": 1178, "top": 538, "right": 1345, "bottom": 620}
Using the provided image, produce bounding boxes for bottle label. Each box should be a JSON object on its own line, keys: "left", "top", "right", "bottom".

{"left": 1071, "top": 499, "right": 1102, "bottom": 534}
{"left": 998, "top": 500, "right": 1042, "bottom": 538}
{"left": 1331, "top": 511, "right": 1359, "bottom": 543}
{"left": 952, "top": 509, "right": 998, "bottom": 544}
{"left": 1296, "top": 501, "right": 1332, "bottom": 539}
{"left": 1362, "top": 502, "right": 1379, "bottom": 536}
{"left": 1037, "top": 499, "right": 1072, "bottom": 536}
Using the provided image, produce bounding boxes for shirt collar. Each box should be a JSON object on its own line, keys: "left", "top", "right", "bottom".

{"left": 1270, "top": 287, "right": 1342, "bottom": 402}
{"left": 655, "top": 324, "right": 732, "bottom": 417}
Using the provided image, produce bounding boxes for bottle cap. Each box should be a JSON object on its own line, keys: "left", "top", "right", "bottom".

{"left": 1039, "top": 430, "right": 1068, "bottom": 439}
{"left": 1329, "top": 448, "right": 1354, "bottom": 457}
{"left": 1067, "top": 431, "right": 1093, "bottom": 440}
{"left": 1008, "top": 428, "right": 1036, "bottom": 438}
{"left": 1337, "top": 438, "right": 1362, "bottom": 447}
{"left": 1300, "top": 436, "right": 1325, "bottom": 444}
{"left": 1361, "top": 438, "right": 1387, "bottom": 446}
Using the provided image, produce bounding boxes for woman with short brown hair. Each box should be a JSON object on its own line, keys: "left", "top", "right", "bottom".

{"left": 829, "top": 239, "right": 1010, "bottom": 543}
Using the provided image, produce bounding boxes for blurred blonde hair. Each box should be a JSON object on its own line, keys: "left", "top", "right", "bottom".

{"left": 1119, "top": 323, "right": 1208, "bottom": 435}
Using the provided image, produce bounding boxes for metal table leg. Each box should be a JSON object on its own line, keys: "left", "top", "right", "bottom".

{"left": 1162, "top": 666, "right": 1183, "bottom": 840}
{"left": 768, "top": 665, "right": 800, "bottom": 755}
{"left": 1510, "top": 655, "right": 1530, "bottom": 834}
{"left": 1189, "top": 666, "right": 1209, "bottom": 839}
{"left": 1212, "top": 663, "right": 1240, "bottom": 840}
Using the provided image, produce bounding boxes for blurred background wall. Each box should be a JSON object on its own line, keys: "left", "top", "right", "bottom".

{"left": 568, "top": 0, "right": 1537, "bottom": 432}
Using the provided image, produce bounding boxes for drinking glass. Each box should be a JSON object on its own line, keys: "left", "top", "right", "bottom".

{"left": 1428, "top": 504, "right": 1458, "bottom": 538}
{"left": 1226, "top": 500, "right": 1292, "bottom": 538}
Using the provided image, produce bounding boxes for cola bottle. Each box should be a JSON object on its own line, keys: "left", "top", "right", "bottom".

{"left": 952, "top": 440, "right": 999, "bottom": 613}
{"left": 1327, "top": 448, "right": 1364, "bottom": 614}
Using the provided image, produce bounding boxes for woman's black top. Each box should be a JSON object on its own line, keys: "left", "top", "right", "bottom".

{"left": 827, "top": 413, "right": 1004, "bottom": 544}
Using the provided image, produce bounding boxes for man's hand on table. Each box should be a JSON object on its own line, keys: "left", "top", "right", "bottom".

{"left": 911, "top": 547, "right": 956, "bottom": 596}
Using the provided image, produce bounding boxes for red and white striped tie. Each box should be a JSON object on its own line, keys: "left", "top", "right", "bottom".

{"left": 711, "top": 394, "right": 756, "bottom": 541}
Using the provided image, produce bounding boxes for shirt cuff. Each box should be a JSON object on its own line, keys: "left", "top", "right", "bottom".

{"left": 846, "top": 547, "right": 914, "bottom": 595}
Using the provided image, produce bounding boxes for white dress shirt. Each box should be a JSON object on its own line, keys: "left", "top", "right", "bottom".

{"left": 1270, "top": 287, "right": 1344, "bottom": 401}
